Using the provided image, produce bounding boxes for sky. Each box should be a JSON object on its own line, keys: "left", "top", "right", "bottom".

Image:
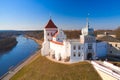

{"left": 0, "top": 0, "right": 120, "bottom": 30}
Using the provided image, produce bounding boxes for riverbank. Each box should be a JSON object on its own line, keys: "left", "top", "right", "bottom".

{"left": 0, "top": 37, "right": 17, "bottom": 52}
{"left": 25, "top": 35, "right": 43, "bottom": 44}
{"left": 1, "top": 37, "right": 41, "bottom": 80}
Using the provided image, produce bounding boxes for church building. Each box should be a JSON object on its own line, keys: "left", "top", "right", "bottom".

{"left": 41, "top": 19, "right": 108, "bottom": 62}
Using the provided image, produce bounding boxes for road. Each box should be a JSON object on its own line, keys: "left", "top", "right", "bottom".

{"left": 91, "top": 61, "right": 120, "bottom": 80}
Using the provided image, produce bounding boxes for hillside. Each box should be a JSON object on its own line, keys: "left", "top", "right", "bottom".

{"left": 10, "top": 54, "right": 101, "bottom": 80}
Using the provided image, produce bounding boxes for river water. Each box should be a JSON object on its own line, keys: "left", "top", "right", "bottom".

{"left": 0, "top": 35, "right": 39, "bottom": 77}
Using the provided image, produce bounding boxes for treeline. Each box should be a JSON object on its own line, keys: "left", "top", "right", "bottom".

{"left": 0, "top": 30, "right": 44, "bottom": 40}
{"left": 0, "top": 37, "right": 17, "bottom": 52}
{"left": 0, "top": 31, "right": 23, "bottom": 38}
{"left": 23, "top": 30, "right": 116, "bottom": 40}
{"left": 0, "top": 27, "right": 119, "bottom": 42}
{"left": 24, "top": 30, "right": 44, "bottom": 40}
{"left": 64, "top": 30, "right": 81, "bottom": 39}
{"left": 23, "top": 30, "right": 82, "bottom": 40}
{"left": 24, "top": 30, "right": 82, "bottom": 40}
{"left": 114, "top": 27, "right": 120, "bottom": 40}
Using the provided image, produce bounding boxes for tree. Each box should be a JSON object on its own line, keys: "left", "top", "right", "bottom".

{"left": 114, "top": 26, "right": 120, "bottom": 40}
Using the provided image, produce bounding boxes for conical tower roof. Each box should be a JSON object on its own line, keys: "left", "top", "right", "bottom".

{"left": 45, "top": 19, "right": 57, "bottom": 28}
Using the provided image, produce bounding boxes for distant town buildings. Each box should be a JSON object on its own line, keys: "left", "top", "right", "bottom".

{"left": 97, "top": 32, "right": 120, "bottom": 57}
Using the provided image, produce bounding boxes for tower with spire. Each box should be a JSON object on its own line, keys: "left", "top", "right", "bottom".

{"left": 44, "top": 19, "right": 58, "bottom": 41}
{"left": 80, "top": 18, "right": 96, "bottom": 43}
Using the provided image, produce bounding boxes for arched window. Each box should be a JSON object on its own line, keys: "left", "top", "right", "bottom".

{"left": 60, "top": 32, "right": 62, "bottom": 35}
{"left": 110, "top": 44, "right": 112, "bottom": 47}
{"left": 88, "top": 38, "right": 89, "bottom": 40}
{"left": 73, "top": 52, "right": 76, "bottom": 57}
{"left": 110, "top": 51, "right": 112, "bottom": 53}
{"left": 78, "top": 52, "right": 80, "bottom": 57}
{"left": 78, "top": 45, "right": 80, "bottom": 50}
{"left": 51, "top": 33, "right": 52, "bottom": 36}
{"left": 88, "top": 44, "right": 92, "bottom": 49}
{"left": 115, "top": 44, "right": 117, "bottom": 47}
{"left": 73, "top": 45, "right": 76, "bottom": 50}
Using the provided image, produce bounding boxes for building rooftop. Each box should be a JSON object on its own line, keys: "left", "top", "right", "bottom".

{"left": 97, "top": 35, "right": 120, "bottom": 42}
{"left": 45, "top": 19, "right": 57, "bottom": 28}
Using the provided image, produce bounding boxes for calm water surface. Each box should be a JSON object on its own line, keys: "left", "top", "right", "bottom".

{"left": 0, "top": 35, "right": 39, "bottom": 77}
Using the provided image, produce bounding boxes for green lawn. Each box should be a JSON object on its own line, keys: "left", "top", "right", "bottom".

{"left": 10, "top": 54, "right": 102, "bottom": 80}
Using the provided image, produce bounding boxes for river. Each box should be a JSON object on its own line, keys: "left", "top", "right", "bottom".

{"left": 0, "top": 35, "right": 39, "bottom": 77}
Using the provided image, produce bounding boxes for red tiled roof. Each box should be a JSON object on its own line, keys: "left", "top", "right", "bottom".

{"left": 50, "top": 40, "right": 63, "bottom": 45}
{"left": 45, "top": 19, "right": 57, "bottom": 28}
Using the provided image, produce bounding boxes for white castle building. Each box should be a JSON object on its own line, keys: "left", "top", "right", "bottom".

{"left": 41, "top": 19, "right": 108, "bottom": 62}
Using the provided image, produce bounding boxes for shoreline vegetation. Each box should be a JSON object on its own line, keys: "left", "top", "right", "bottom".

{"left": 0, "top": 37, "right": 17, "bottom": 52}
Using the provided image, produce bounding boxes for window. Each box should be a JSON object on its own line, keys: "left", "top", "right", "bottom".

{"left": 60, "top": 32, "right": 62, "bottom": 35}
{"left": 88, "top": 46, "right": 92, "bottom": 49}
{"left": 73, "top": 46, "right": 76, "bottom": 50}
{"left": 73, "top": 52, "right": 76, "bottom": 57}
{"left": 88, "top": 44, "right": 92, "bottom": 49}
{"left": 115, "top": 44, "right": 117, "bottom": 47}
{"left": 78, "top": 45, "right": 80, "bottom": 50}
{"left": 78, "top": 52, "right": 80, "bottom": 57}
{"left": 51, "top": 33, "right": 52, "bottom": 36}
{"left": 110, "top": 51, "right": 112, "bottom": 53}
{"left": 110, "top": 44, "right": 112, "bottom": 47}
{"left": 88, "top": 38, "right": 90, "bottom": 40}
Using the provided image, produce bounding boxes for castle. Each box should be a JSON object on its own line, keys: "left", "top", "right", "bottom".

{"left": 41, "top": 19, "right": 108, "bottom": 62}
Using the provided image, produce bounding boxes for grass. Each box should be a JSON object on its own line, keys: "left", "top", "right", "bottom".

{"left": 111, "top": 62, "right": 120, "bottom": 67}
{"left": 10, "top": 54, "right": 102, "bottom": 80}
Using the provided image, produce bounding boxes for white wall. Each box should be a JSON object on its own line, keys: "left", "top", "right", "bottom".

{"left": 50, "top": 42, "right": 65, "bottom": 60}
{"left": 96, "top": 42, "right": 107, "bottom": 58}
{"left": 44, "top": 28, "right": 58, "bottom": 41}
{"left": 41, "top": 41, "right": 50, "bottom": 56}
{"left": 70, "top": 41, "right": 84, "bottom": 62}
{"left": 63, "top": 40, "right": 71, "bottom": 58}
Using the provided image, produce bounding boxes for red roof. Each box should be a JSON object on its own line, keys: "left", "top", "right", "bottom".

{"left": 50, "top": 40, "right": 63, "bottom": 45}
{"left": 45, "top": 19, "right": 57, "bottom": 28}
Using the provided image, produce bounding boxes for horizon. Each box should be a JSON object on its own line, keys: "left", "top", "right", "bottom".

{"left": 0, "top": 0, "right": 120, "bottom": 30}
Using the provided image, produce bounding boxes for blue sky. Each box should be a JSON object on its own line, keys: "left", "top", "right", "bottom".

{"left": 0, "top": 0, "right": 120, "bottom": 30}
